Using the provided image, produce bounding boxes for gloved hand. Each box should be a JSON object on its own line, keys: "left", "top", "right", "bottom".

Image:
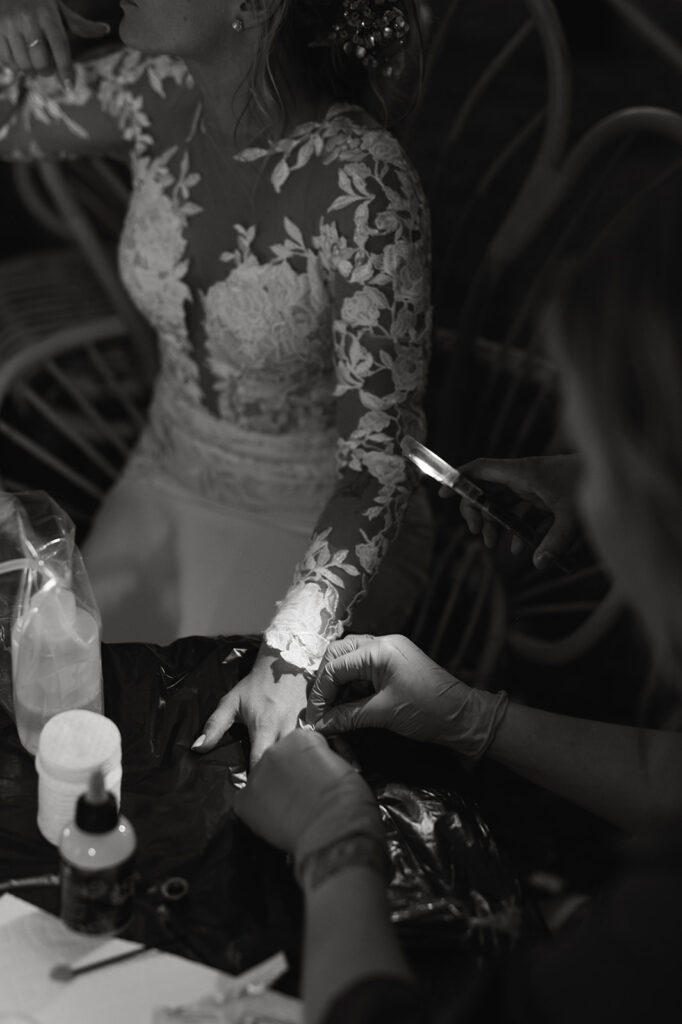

{"left": 233, "top": 730, "right": 384, "bottom": 879}
{"left": 450, "top": 454, "right": 581, "bottom": 569}
{"left": 307, "top": 634, "right": 508, "bottom": 761}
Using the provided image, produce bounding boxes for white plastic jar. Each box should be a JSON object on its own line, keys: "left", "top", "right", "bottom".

{"left": 35, "top": 710, "right": 122, "bottom": 846}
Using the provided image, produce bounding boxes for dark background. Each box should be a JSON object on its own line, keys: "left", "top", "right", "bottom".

{"left": 1, "top": 0, "right": 681, "bottom": 907}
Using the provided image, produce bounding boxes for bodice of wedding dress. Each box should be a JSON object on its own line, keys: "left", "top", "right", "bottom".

{"left": 0, "top": 50, "right": 431, "bottom": 671}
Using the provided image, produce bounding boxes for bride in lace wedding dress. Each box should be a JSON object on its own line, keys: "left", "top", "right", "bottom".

{"left": 0, "top": 0, "right": 432, "bottom": 760}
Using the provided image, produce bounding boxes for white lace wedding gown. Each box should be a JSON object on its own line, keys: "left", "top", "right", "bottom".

{"left": 0, "top": 50, "right": 432, "bottom": 672}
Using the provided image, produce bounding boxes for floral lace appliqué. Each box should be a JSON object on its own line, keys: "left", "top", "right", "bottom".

{"left": 203, "top": 222, "right": 333, "bottom": 432}
{"left": 1, "top": 61, "right": 431, "bottom": 673}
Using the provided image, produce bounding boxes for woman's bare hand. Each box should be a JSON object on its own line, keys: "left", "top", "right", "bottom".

{"left": 0, "top": 0, "right": 109, "bottom": 85}
{"left": 192, "top": 644, "right": 307, "bottom": 767}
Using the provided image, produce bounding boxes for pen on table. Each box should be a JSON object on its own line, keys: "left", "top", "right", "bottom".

{"left": 51, "top": 944, "right": 154, "bottom": 980}
{"left": 401, "top": 435, "right": 572, "bottom": 574}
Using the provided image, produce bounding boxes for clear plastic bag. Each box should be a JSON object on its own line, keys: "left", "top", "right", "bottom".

{"left": 0, "top": 491, "right": 103, "bottom": 753}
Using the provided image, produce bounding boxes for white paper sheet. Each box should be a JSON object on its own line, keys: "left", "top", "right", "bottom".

{"left": 36, "top": 951, "right": 229, "bottom": 1024}
{"left": 0, "top": 895, "right": 301, "bottom": 1024}
{"left": 0, "top": 892, "right": 37, "bottom": 927}
{"left": 0, "top": 894, "right": 112, "bottom": 1014}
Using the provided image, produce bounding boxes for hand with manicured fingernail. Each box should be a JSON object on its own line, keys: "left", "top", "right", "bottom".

{"left": 0, "top": 1, "right": 110, "bottom": 86}
{"left": 443, "top": 453, "right": 581, "bottom": 568}
{"left": 307, "top": 633, "right": 508, "bottom": 760}
{"left": 192, "top": 645, "right": 307, "bottom": 767}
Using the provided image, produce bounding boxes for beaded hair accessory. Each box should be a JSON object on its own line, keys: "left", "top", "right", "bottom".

{"left": 323, "top": 0, "right": 411, "bottom": 76}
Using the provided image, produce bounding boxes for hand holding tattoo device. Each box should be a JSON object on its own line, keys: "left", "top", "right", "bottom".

{"left": 401, "top": 436, "right": 571, "bottom": 574}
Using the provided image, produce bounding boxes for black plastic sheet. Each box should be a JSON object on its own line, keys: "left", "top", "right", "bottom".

{"left": 0, "top": 634, "right": 539, "bottom": 1001}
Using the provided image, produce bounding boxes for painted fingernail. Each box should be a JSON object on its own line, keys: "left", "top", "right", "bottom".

{"left": 191, "top": 734, "right": 206, "bottom": 750}
{"left": 535, "top": 551, "right": 553, "bottom": 569}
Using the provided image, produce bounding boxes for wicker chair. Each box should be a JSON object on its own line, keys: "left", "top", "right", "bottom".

{"left": 0, "top": 158, "right": 155, "bottom": 539}
{"left": 402, "top": 0, "right": 682, "bottom": 684}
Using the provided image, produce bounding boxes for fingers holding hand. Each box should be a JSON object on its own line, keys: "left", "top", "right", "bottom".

{"left": 232, "top": 732, "right": 315, "bottom": 850}
{"left": 307, "top": 634, "right": 379, "bottom": 725}
{"left": 312, "top": 634, "right": 464, "bottom": 745}
{"left": 233, "top": 730, "right": 362, "bottom": 853}
{"left": 313, "top": 696, "right": 374, "bottom": 736}
{"left": 320, "top": 633, "right": 374, "bottom": 666}
{"left": 306, "top": 668, "right": 348, "bottom": 726}
{"left": 310, "top": 632, "right": 374, "bottom": 698}
{"left": 309, "top": 634, "right": 438, "bottom": 737}
{"left": 245, "top": 728, "right": 342, "bottom": 791}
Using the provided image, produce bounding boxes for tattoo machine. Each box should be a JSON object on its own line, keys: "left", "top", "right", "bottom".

{"left": 401, "top": 435, "right": 571, "bottom": 574}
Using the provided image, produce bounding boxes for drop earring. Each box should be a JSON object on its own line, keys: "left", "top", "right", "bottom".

{"left": 231, "top": 1, "right": 247, "bottom": 33}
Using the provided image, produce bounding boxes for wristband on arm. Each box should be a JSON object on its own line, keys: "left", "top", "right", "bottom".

{"left": 296, "top": 832, "right": 391, "bottom": 891}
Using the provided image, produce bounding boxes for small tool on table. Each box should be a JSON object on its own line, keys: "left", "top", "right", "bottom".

{"left": 51, "top": 945, "right": 154, "bottom": 980}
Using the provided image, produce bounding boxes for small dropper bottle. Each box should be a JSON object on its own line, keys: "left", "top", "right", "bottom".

{"left": 59, "top": 768, "right": 137, "bottom": 935}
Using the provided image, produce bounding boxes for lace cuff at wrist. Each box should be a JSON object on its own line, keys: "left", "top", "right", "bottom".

{"left": 296, "top": 832, "right": 390, "bottom": 891}
{"left": 263, "top": 626, "right": 329, "bottom": 673}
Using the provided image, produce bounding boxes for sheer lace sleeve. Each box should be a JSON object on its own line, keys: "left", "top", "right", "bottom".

{"left": 0, "top": 49, "right": 186, "bottom": 162}
{"left": 264, "top": 125, "right": 431, "bottom": 672}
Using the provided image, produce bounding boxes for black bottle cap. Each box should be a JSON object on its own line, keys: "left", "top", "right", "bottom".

{"left": 75, "top": 768, "right": 118, "bottom": 834}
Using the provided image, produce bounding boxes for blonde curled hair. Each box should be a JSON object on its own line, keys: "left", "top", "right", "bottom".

{"left": 241, "top": 0, "right": 423, "bottom": 135}
{"left": 548, "top": 171, "right": 682, "bottom": 697}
